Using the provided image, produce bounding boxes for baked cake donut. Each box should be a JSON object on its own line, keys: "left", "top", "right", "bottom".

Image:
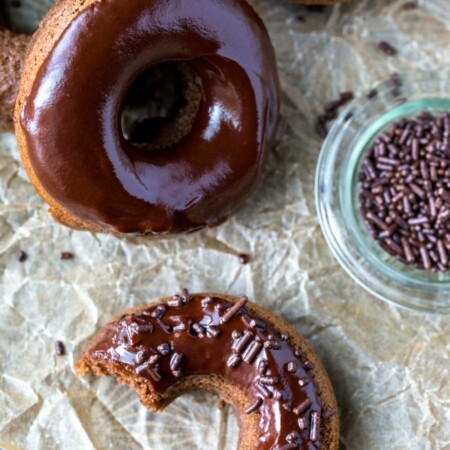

{"left": 0, "top": 14, "right": 30, "bottom": 132}
{"left": 14, "top": 0, "right": 281, "bottom": 235}
{"left": 76, "top": 292, "right": 339, "bottom": 449}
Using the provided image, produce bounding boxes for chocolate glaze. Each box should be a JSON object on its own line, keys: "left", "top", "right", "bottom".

{"left": 20, "top": 0, "right": 280, "bottom": 234}
{"left": 83, "top": 294, "right": 324, "bottom": 449}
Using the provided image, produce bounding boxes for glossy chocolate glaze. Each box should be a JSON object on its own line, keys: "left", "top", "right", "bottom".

{"left": 20, "top": 0, "right": 280, "bottom": 234}
{"left": 84, "top": 294, "right": 323, "bottom": 449}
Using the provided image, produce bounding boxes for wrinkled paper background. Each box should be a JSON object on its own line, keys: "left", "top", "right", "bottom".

{"left": 1, "top": 0, "right": 450, "bottom": 449}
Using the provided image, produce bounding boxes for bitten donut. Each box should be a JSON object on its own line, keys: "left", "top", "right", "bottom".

{"left": 76, "top": 292, "right": 339, "bottom": 450}
{"left": 0, "top": 20, "right": 30, "bottom": 132}
{"left": 15, "top": 0, "right": 280, "bottom": 235}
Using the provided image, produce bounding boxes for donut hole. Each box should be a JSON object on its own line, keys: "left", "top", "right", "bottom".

{"left": 121, "top": 62, "right": 202, "bottom": 151}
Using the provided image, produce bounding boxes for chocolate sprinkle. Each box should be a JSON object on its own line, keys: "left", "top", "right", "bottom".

{"left": 259, "top": 376, "right": 278, "bottom": 386}
{"left": 232, "top": 330, "right": 243, "bottom": 340}
{"left": 258, "top": 359, "right": 269, "bottom": 375}
{"left": 378, "top": 41, "right": 398, "bottom": 56}
{"left": 249, "top": 318, "right": 266, "bottom": 329}
{"left": 275, "top": 444, "right": 297, "bottom": 450}
{"left": 244, "top": 396, "right": 263, "bottom": 414}
{"left": 167, "top": 297, "right": 183, "bottom": 307}
{"left": 148, "top": 354, "right": 160, "bottom": 365}
{"left": 136, "top": 350, "right": 149, "bottom": 364}
{"left": 227, "top": 354, "right": 242, "bottom": 368}
{"left": 316, "top": 91, "right": 355, "bottom": 138}
{"left": 206, "top": 325, "right": 221, "bottom": 338}
{"left": 170, "top": 352, "right": 183, "bottom": 372}
{"left": 238, "top": 253, "right": 251, "bottom": 264}
{"left": 389, "top": 72, "right": 402, "bottom": 96}
{"left": 220, "top": 296, "right": 248, "bottom": 324}
{"left": 55, "top": 340, "right": 65, "bottom": 356}
{"left": 242, "top": 341, "right": 263, "bottom": 364}
{"left": 151, "top": 305, "right": 166, "bottom": 318}
{"left": 234, "top": 330, "right": 254, "bottom": 353}
{"left": 136, "top": 362, "right": 161, "bottom": 382}
{"left": 135, "top": 322, "right": 153, "bottom": 334}
{"left": 181, "top": 288, "right": 191, "bottom": 303}
{"left": 255, "top": 382, "right": 272, "bottom": 398}
{"left": 192, "top": 323, "right": 204, "bottom": 336}
{"left": 287, "top": 361, "right": 297, "bottom": 373}
{"left": 282, "top": 402, "right": 293, "bottom": 412}
{"left": 367, "top": 89, "right": 378, "bottom": 100}
{"left": 60, "top": 252, "right": 74, "bottom": 260}
{"left": 273, "top": 391, "right": 283, "bottom": 401}
{"left": 264, "top": 340, "right": 280, "bottom": 350}
{"left": 293, "top": 398, "right": 312, "bottom": 416}
{"left": 286, "top": 431, "right": 301, "bottom": 445}
{"left": 157, "top": 343, "right": 170, "bottom": 356}
{"left": 310, "top": 411, "right": 321, "bottom": 442}
{"left": 298, "top": 417, "right": 307, "bottom": 430}
{"left": 16, "top": 250, "right": 27, "bottom": 262}
{"left": 298, "top": 377, "right": 309, "bottom": 388}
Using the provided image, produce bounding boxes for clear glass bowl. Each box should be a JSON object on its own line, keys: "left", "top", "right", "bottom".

{"left": 3, "top": 0, "right": 55, "bottom": 33}
{"left": 315, "top": 73, "right": 450, "bottom": 314}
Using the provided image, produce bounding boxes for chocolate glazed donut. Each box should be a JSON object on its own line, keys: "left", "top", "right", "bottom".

{"left": 15, "top": 0, "right": 281, "bottom": 235}
{"left": 76, "top": 293, "right": 340, "bottom": 450}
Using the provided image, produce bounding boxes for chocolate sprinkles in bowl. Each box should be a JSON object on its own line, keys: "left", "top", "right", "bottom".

{"left": 316, "top": 74, "right": 450, "bottom": 313}
{"left": 359, "top": 111, "right": 450, "bottom": 272}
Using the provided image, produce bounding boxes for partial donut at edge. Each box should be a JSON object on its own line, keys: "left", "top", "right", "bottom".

{"left": 0, "top": 28, "right": 30, "bottom": 133}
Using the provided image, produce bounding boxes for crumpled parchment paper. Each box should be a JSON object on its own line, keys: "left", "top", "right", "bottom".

{"left": 1, "top": 0, "right": 450, "bottom": 449}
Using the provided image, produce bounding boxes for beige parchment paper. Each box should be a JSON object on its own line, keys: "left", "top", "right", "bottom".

{"left": 1, "top": 0, "right": 450, "bottom": 449}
